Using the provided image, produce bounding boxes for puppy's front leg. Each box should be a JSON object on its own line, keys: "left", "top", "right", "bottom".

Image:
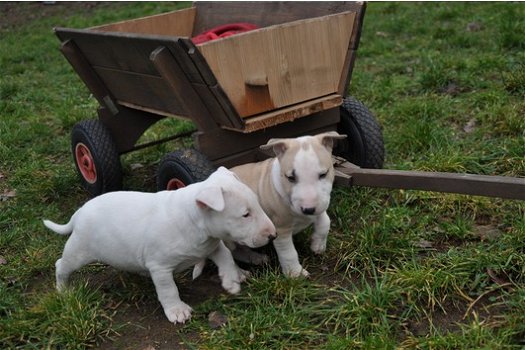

{"left": 209, "top": 241, "right": 249, "bottom": 294}
{"left": 310, "top": 212, "right": 331, "bottom": 254}
{"left": 149, "top": 268, "right": 192, "bottom": 324}
{"left": 273, "top": 231, "right": 310, "bottom": 278}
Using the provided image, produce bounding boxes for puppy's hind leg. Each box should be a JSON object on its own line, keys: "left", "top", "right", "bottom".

{"left": 310, "top": 212, "right": 330, "bottom": 254}
{"left": 55, "top": 234, "right": 94, "bottom": 292}
{"left": 55, "top": 254, "right": 92, "bottom": 292}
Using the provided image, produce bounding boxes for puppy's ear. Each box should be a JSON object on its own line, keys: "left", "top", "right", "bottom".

{"left": 196, "top": 186, "right": 225, "bottom": 211}
{"left": 316, "top": 131, "right": 347, "bottom": 152}
{"left": 260, "top": 139, "right": 288, "bottom": 157}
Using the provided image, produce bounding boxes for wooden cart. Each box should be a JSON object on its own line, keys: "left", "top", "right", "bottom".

{"left": 55, "top": 2, "right": 524, "bottom": 200}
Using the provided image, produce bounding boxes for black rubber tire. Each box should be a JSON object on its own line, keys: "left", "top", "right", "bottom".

{"left": 156, "top": 148, "right": 216, "bottom": 191}
{"left": 334, "top": 96, "right": 385, "bottom": 169}
{"left": 71, "top": 119, "right": 122, "bottom": 197}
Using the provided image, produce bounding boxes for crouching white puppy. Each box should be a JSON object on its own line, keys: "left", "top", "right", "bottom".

{"left": 43, "top": 167, "right": 276, "bottom": 324}
{"left": 231, "top": 132, "right": 345, "bottom": 277}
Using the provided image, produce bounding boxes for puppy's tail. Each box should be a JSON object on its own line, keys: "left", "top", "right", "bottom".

{"left": 43, "top": 211, "right": 78, "bottom": 236}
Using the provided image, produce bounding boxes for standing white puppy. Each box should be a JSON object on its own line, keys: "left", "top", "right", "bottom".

{"left": 43, "top": 167, "right": 276, "bottom": 324}
{"left": 231, "top": 131, "right": 345, "bottom": 277}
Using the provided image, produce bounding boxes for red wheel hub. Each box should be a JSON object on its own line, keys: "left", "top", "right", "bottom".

{"left": 166, "top": 178, "right": 186, "bottom": 190}
{"left": 75, "top": 143, "right": 97, "bottom": 184}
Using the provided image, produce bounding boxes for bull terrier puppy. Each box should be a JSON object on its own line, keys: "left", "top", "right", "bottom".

{"left": 231, "top": 131, "right": 346, "bottom": 277}
{"left": 43, "top": 167, "right": 276, "bottom": 324}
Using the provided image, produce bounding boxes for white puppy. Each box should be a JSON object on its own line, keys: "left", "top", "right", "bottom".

{"left": 231, "top": 132, "right": 345, "bottom": 277}
{"left": 43, "top": 167, "right": 276, "bottom": 324}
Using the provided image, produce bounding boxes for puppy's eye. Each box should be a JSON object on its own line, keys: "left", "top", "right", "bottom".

{"left": 319, "top": 171, "right": 328, "bottom": 179}
{"left": 285, "top": 171, "right": 296, "bottom": 183}
{"left": 242, "top": 211, "right": 251, "bottom": 218}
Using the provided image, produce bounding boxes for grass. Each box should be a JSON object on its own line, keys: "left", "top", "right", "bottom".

{"left": 1, "top": 1, "right": 524, "bottom": 349}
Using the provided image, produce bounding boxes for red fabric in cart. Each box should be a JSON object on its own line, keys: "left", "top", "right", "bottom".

{"left": 192, "top": 23, "right": 259, "bottom": 44}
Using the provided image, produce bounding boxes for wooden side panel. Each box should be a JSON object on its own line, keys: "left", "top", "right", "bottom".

{"left": 55, "top": 29, "right": 204, "bottom": 84}
{"left": 197, "top": 12, "right": 355, "bottom": 118}
{"left": 196, "top": 107, "right": 340, "bottom": 164}
{"left": 55, "top": 29, "right": 170, "bottom": 76}
{"left": 239, "top": 94, "right": 342, "bottom": 133}
{"left": 91, "top": 7, "right": 196, "bottom": 37}
{"left": 193, "top": 1, "right": 364, "bottom": 34}
{"left": 93, "top": 67, "right": 188, "bottom": 117}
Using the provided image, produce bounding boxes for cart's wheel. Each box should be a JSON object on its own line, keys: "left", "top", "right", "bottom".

{"left": 71, "top": 119, "right": 122, "bottom": 197}
{"left": 334, "top": 96, "right": 385, "bottom": 169}
{"left": 156, "top": 149, "right": 216, "bottom": 191}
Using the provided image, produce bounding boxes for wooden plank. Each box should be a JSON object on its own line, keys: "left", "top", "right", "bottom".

{"left": 339, "top": 3, "right": 367, "bottom": 94}
{"left": 150, "top": 46, "right": 220, "bottom": 132}
{"left": 192, "top": 82, "right": 242, "bottom": 129}
{"left": 55, "top": 28, "right": 208, "bottom": 84}
{"left": 193, "top": 1, "right": 364, "bottom": 34}
{"left": 334, "top": 160, "right": 525, "bottom": 200}
{"left": 59, "top": 39, "right": 120, "bottom": 115}
{"left": 91, "top": 7, "right": 196, "bottom": 37}
{"left": 117, "top": 101, "right": 191, "bottom": 121}
{"left": 237, "top": 94, "right": 342, "bottom": 133}
{"left": 55, "top": 28, "right": 172, "bottom": 76}
{"left": 179, "top": 37, "right": 217, "bottom": 85}
{"left": 338, "top": 49, "right": 357, "bottom": 95}
{"left": 93, "top": 66, "right": 188, "bottom": 117}
{"left": 197, "top": 11, "right": 355, "bottom": 117}
{"left": 195, "top": 107, "right": 340, "bottom": 162}
{"left": 213, "top": 121, "right": 340, "bottom": 168}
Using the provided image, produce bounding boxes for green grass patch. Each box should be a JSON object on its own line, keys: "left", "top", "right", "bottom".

{"left": 1, "top": 1, "right": 524, "bottom": 348}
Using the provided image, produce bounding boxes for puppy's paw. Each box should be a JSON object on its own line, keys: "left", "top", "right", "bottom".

{"left": 283, "top": 265, "right": 310, "bottom": 278}
{"left": 165, "top": 302, "right": 193, "bottom": 324}
{"left": 310, "top": 237, "right": 327, "bottom": 254}
{"left": 222, "top": 278, "right": 241, "bottom": 294}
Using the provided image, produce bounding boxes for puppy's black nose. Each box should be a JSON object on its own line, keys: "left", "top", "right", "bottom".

{"left": 268, "top": 233, "right": 277, "bottom": 243}
{"left": 301, "top": 207, "right": 316, "bottom": 215}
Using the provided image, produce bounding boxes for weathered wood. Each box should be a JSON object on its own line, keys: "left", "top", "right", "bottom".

{"left": 91, "top": 7, "right": 196, "bottom": 37}
{"left": 195, "top": 108, "right": 340, "bottom": 162}
{"left": 93, "top": 66, "right": 188, "bottom": 117}
{"left": 214, "top": 121, "right": 335, "bottom": 168}
{"left": 178, "top": 37, "right": 217, "bottom": 85}
{"left": 193, "top": 1, "right": 364, "bottom": 34}
{"left": 238, "top": 94, "right": 342, "bottom": 133}
{"left": 56, "top": 28, "right": 168, "bottom": 76}
{"left": 192, "top": 82, "right": 242, "bottom": 129}
{"left": 56, "top": 29, "right": 205, "bottom": 84}
{"left": 150, "top": 46, "right": 219, "bottom": 132}
{"left": 339, "top": 3, "right": 366, "bottom": 94}
{"left": 334, "top": 159, "right": 525, "bottom": 200}
{"left": 197, "top": 11, "right": 355, "bottom": 118}
{"left": 59, "top": 39, "right": 120, "bottom": 115}
{"left": 208, "top": 84, "right": 245, "bottom": 129}
{"left": 178, "top": 37, "right": 246, "bottom": 129}
{"left": 56, "top": 2, "right": 365, "bottom": 134}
